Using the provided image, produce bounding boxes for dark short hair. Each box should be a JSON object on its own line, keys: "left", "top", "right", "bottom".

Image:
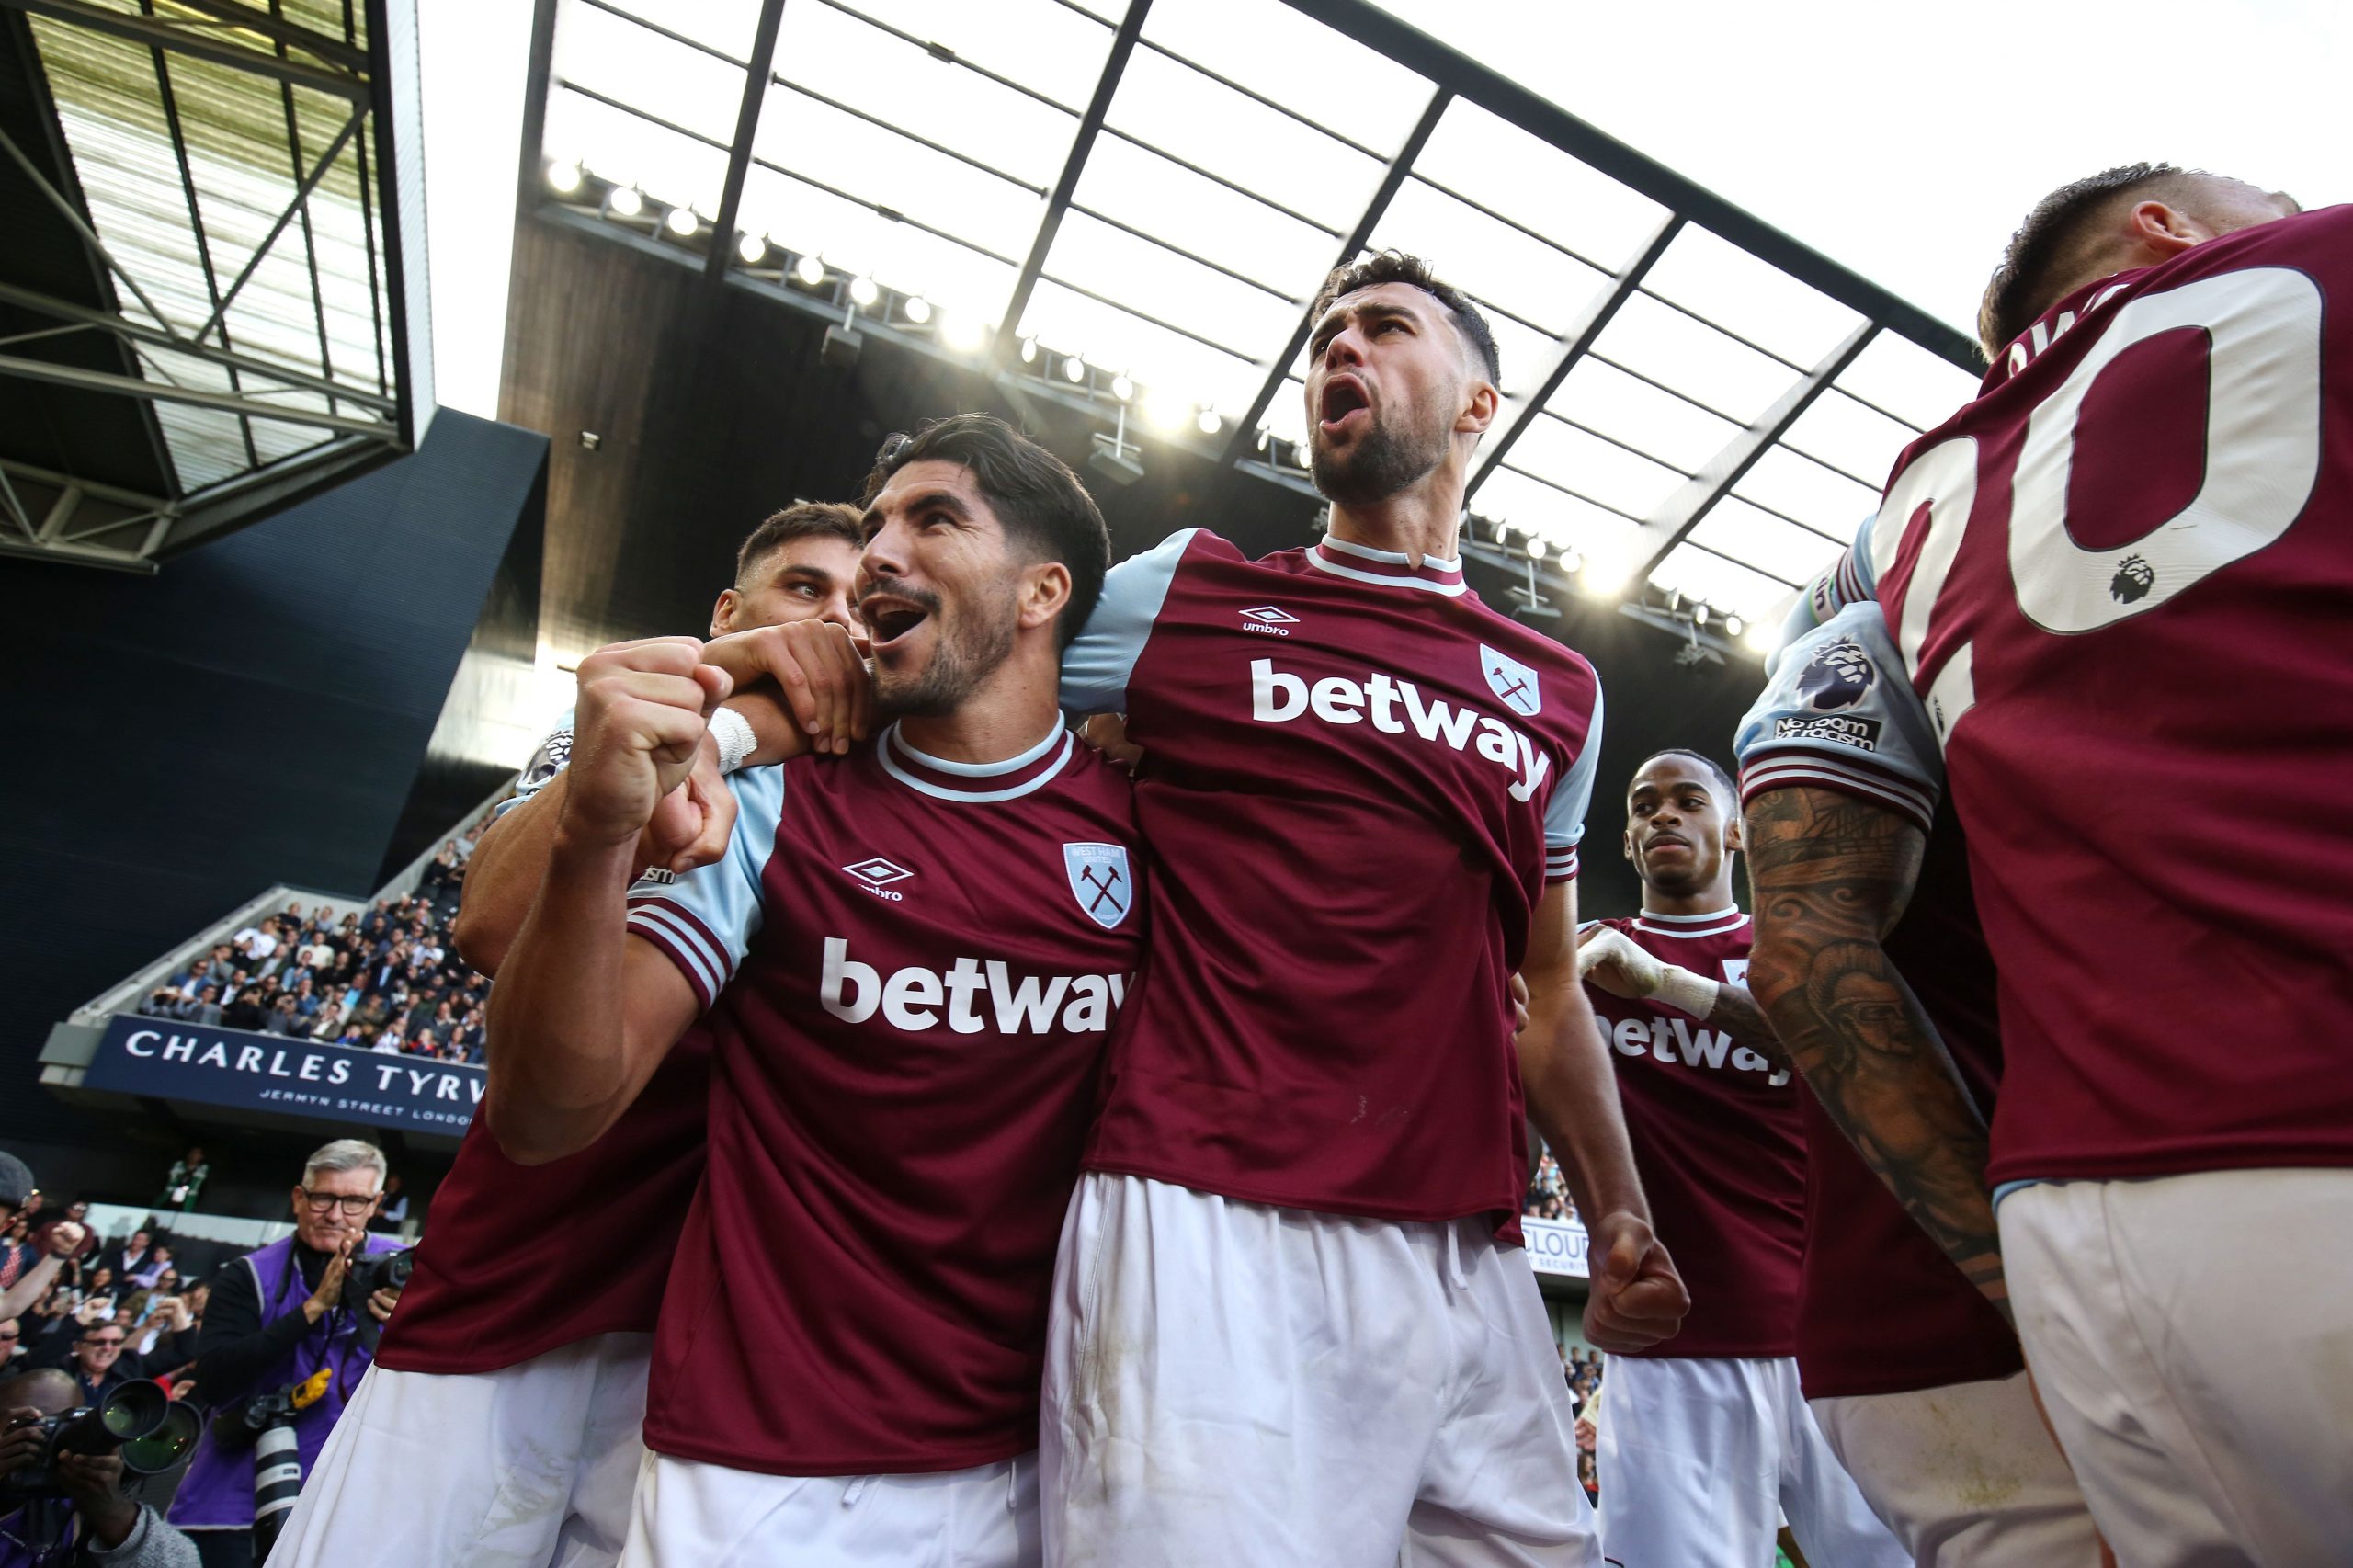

{"left": 861, "top": 415, "right": 1110, "bottom": 649}
{"left": 1310, "top": 250, "right": 1501, "bottom": 387}
{"left": 1637, "top": 747, "right": 1736, "bottom": 805}
{"left": 734, "top": 500, "right": 864, "bottom": 585}
{"left": 1977, "top": 162, "right": 2200, "bottom": 361}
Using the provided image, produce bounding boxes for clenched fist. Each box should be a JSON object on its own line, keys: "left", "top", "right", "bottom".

{"left": 561, "top": 637, "right": 733, "bottom": 849}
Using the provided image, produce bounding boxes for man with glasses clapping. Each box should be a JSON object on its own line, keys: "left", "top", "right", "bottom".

{"left": 165, "top": 1141, "right": 403, "bottom": 1568}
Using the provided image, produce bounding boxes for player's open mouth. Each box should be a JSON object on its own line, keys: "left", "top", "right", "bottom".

{"left": 1318, "top": 375, "right": 1370, "bottom": 435}
{"left": 860, "top": 593, "right": 932, "bottom": 650}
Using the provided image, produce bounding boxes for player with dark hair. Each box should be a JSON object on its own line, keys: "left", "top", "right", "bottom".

{"left": 1758, "top": 167, "right": 2349, "bottom": 1564}
{"left": 485, "top": 415, "right": 1139, "bottom": 1564}
{"left": 268, "top": 503, "right": 869, "bottom": 1568}
{"left": 1740, "top": 606, "right": 2103, "bottom": 1566}
{"left": 1573, "top": 749, "right": 1903, "bottom": 1566}
{"left": 1029, "top": 250, "right": 1681, "bottom": 1564}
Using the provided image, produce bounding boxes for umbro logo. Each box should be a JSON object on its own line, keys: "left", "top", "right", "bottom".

{"left": 842, "top": 857, "right": 913, "bottom": 903}
{"left": 1239, "top": 605, "right": 1298, "bottom": 638}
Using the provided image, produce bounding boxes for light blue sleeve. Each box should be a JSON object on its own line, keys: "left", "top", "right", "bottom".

{"left": 1768, "top": 518, "right": 1881, "bottom": 675}
{"left": 622, "top": 766, "right": 782, "bottom": 1009}
{"left": 1733, "top": 603, "right": 1941, "bottom": 832}
{"left": 1058, "top": 529, "right": 1199, "bottom": 715}
{"left": 495, "top": 707, "right": 576, "bottom": 818}
{"left": 1543, "top": 680, "right": 1602, "bottom": 882}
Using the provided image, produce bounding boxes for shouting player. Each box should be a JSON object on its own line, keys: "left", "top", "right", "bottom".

{"left": 1035, "top": 252, "right": 1685, "bottom": 1565}
{"left": 1741, "top": 606, "right": 2102, "bottom": 1565}
{"left": 1761, "top": 166, "right": 2350, "bottom": 1565}
{"left": 269, "top": 504, "right": 866, "bottom": 1568}
{"left": 488, "top": 415, "right": 1142, "bottom": 1566}
{"left": 1575, "top": 749, "right": 1902, "bottom": 1567}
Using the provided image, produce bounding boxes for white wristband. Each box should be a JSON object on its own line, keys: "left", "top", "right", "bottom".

{"left": 708, "top": 707, "right": 756, "bottom": 775}
{"left": 1653, "top": 965, "right": 1720, "bottom": 1021}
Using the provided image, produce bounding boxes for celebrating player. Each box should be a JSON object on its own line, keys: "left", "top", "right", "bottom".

{"left": 488, "top": 415, "right": 1142, "bottom": 1566}
{"left": 1032, "top": 252, "right": 1684, "bottom": 1566}
{"left": 268, "top": 504, "right": 866, "bottom": 1568}
{"left": 1575, "top": 749, "right": 1903, "bottom": 1567}
{"left": 1763, "top": 166, "right": 2349, "bottom": 1565}
{"left": 1742, "top": 606, "right": 2102, "bottom": 1565}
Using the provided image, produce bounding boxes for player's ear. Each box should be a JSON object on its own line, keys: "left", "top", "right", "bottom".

{"left": 1622, "top": 824, "right": 1636, "bottom": 865}
{"left": 710, "top": 587, "right": 742, "bottom": 637}
{"left": 1017, "top": 560, "right": 1072, "bottom": 636}
{"left": 2128, "top": 199, "right": 2205, "bottom": 257}
{"left": 1456, "top": 373, "right": 1498, "bottom": 437}
{"left": 1722, "top": 805, "right": 1744, "bottom": 856}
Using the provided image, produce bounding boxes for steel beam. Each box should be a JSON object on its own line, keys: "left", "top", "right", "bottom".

{"left": 158, "top": 432, "right": 397, "bottom": 555}
{"left": 0, "top": 0, "right": 369, "bottom": 100}
{"left": 1467, "top": 212, "right": 1682, "bottom": 499}
{"left": 1277, "top": 0, "right": 1979, "bottom": 373}
{"left": 1220, "top": 84, "right": 1449, "bottom": 466}
{"left": 191, "top": 108, "right": 364, "bottom": 346}
{"left": 705, "top": 0, "right": 786, "bottom": 281}
{"left": 0, "top": 282, "right": 396, "bottom": 411}
{"left": 995, "top": 0, "right": 1151, "bottom": 357}
{"left": 0, "top": 352, "right": 392, "bottom": 436}
{"left": 1622, "top": 321, "right": 1877, "bottom": 585}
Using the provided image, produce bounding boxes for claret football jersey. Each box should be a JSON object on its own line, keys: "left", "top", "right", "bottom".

{"left": 626, "top": 721, "right": 1144, "bottom": 1476}
{"left": 1816, "top": 205, "right": 2353, "bottom": 1187}
{"left": 1584, "top": 910, "right": 1803, "bottom": 1358}
{"left": 1060, "top": 528, "right": 1602, "bottom": 1234}
{"left": 379, "top": 722, "right": 712, "bottom": 1376}
{"left": 1737, "top": 606, "right": 2020, "bottom": 1400}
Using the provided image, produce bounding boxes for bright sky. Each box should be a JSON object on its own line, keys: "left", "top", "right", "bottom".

{"left": 1370, "top": 0, "right": 2348, "bottom": 339}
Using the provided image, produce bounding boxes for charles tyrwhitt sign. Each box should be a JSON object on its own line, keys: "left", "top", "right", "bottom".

{"left": 84, "top": 1017, "right": 483, "bottom": 1135}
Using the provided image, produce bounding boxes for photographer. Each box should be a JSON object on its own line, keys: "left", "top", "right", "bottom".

{"left": 0, "top": 1369, "right": 198, "bottom": 1567}
{"left": 163, "top": 1144, "right": 400, "bottom": 1568}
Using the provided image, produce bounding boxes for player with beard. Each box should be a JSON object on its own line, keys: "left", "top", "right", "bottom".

{"left": 1741, "top": 604, "right": 2103, "bottom": 1566}
{"left": 485, "top": 415, "right": 1142, "bottom": 1567}
{"left": 1574, "top": 750, "right": 1903, "bottom": 1567}
{"left": 1030, "top": 252, "right": 1684, "bottom": 1566}
{"left": 1756, "top": 165, "right": 2347, "bottom": 1565}
{"left": 268, "top": 505, "right": 867, "bottom": 1568}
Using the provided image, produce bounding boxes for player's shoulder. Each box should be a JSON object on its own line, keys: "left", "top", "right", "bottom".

{"left": 1050, "top": 733, "right": 1140, "bottom": 816}
{"left": 1736, "top": 602, "right": 1939, "bottom": 827}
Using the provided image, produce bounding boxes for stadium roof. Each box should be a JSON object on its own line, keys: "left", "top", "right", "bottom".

{"left": 0, "top": 0, "right": 430, "bottom": 571}
{"left": 529, "top": 0, "right": 1982, "bottom": 631}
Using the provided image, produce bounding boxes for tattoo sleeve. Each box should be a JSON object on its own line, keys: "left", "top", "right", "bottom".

{"left": 1744, "top": 785, "right": 2010, "bottom": 1323}
{"left": 1701, "top": 982, "right": 1785, "bottom": 1066}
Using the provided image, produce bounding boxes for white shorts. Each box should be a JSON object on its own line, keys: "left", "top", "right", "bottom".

{"left": 2001, "top": 1168, "right": 2353, "bottom": 1568}
{"left": 1040, "top": 1172, "right": 1598, "bottom": 1568}
{"left": 620, "top": 1449, "right": 1038, "bottom": 1568}
{"left": 270, "top": 1330, "right": 653, "bottom": 1568}
{"left": 1811, "top": 1370, "right": 2101, "bottom": 1566}
{"left": 1593, "top": 1354, "right": 1903, "bottom": 1568}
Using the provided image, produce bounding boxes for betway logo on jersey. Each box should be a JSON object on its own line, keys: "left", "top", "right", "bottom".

{"left": 1598, "top": 1011, "right": 1790, "bottom": 1085}
{"left": 819, "top": 937, "right": 1131, "bottom": 1035}
{"left": 1250, "top": 658, "right": 1551, "bottom": 801}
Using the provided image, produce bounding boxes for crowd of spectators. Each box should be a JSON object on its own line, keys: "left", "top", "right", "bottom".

{"left": 132, "top": 822, "right": 494, "bottom": 1065}
{"left": 1, "top": 1203, "right": 208, "bottom": 1408}
{"left": 1523, "top": 1149, "right": 1577, "bottom": 1225}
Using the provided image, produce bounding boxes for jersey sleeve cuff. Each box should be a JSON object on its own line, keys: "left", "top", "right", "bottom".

{"left": 625, "top": 893, "right": 732, "bottom": 1009}
{"left": 1739, "top": 750, "right": 1936, "bottom": 834}
{"left": 1543, "top": 843, "right": 1580, "bottom": 883}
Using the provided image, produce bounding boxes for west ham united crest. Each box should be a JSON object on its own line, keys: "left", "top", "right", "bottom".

{"left": 1479, "top": 644, "right": 1542, "bottom": 717}
{"left": 1063, "top": 842, "right": 1133, "bottom": 929}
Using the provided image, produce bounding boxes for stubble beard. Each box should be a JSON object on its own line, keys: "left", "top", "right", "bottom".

{"left": 1310, "top": 392, "right": 1452, "bottom": 506}
{"left": 874, "top": 596, "right": 1017, "bottom": 719}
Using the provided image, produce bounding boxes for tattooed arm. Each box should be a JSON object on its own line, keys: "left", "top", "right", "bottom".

{"left": 1743, "top": 784, "right": 2009, "bottom": 1323}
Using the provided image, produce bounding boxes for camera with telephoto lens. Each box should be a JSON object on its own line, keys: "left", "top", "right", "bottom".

{"left": 1, "top": 1381, "right": 201, "bottom": 1499}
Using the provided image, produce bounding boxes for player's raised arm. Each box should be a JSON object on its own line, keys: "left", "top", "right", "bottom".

{"left": 483, "top": 641, "right": 724, "bottom": 1165}
{"left": 1744, "top": 787, "right": 2007, "bottom": 1321}
{"left": 1519, "top": 878, "right": 1689, "bottom": 1352}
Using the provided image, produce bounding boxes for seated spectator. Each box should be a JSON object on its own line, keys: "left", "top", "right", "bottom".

{"left": 127, "top": 1248, "right": 174, "bottom": 1292}
{"left": 220, "top": 988, "right": 267, "bottom": 1032}
{"left": 310, "top": 1003, "right": 347, "bottom": 1042}
{"left": 264, "top": 995, "right": 303, "bottom": 1036}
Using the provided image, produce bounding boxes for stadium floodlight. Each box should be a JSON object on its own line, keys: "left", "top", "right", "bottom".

{"left": 1524, "top": 535, "right": 1548, "bottom": 562}
{"left": 1561, "top": 549, "right": 1585, "bottom": 575}
{"left": 1063, "top": 354, "right": 1087, "bottom": 384}
{"left": 664, "top": 207, "right": 699, "bottom": 238}
{"left": 1724, "top": 612, "right": 1746, "bottom": 639}
{"left": 793, "top": 253, "right": 826, "bottom": 287}
{"left": 547, "top": 160, "right": 582, "bottom": 194}
{"left": 1692, "top": 601, "right": 1711, "bottom": 630}
{"left": 848, "top": 275, "right": 879, "bottom": 308}
{"left": 1488, "top": 516, "right": 1510, "bottom": 544}
{"left": 608, "top": 186, "right": 643, "bottom": 218}
{"left": 1110, "top": 374, "right": 1134, "bottom": 403}
{"left": 1142, "top": 390, "right": 1189, "bottom": 432}
{"left": 903, "top": 296, "right": 932, "bottom": 324}
{"left": 1020, "top": 336, "right": 1040, "bottom": 365}
{"left": 1195, "top": 407, "right": 1222, "bottom": 436}
{"left": 940, "top": 313, "right": 986, "bottom": 352}
{"left": 737, "top": 233, "right": 767, "bottom": 265}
